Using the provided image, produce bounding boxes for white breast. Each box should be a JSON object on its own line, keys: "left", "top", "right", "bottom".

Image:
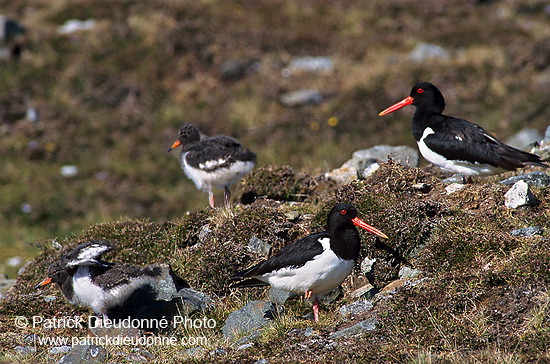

{"left": 261, "top": 237, "right": 354, "bottom": 297}
{"left": 417, "top": 127, "right": 501, "bottom": 176}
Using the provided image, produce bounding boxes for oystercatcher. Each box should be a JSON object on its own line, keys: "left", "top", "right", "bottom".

{"left": 379, "top": 82, "right": 547, "bottom": 176}
{"left": 230, "top": 203, "right": 388, "bottom": 321}
{"left": 168, "top": 124, "right": 256, "bottom": 208}
{"left": 35, "top": 241, "right": 188, "bottom": 320}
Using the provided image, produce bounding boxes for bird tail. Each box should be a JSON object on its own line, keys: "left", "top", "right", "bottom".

{"left": 229, "top": 278, "right": 269, "bottom": 289}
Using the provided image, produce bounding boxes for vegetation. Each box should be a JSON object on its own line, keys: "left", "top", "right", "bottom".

{"left": 1, "top": 0, "right": 549, "bottom": 362}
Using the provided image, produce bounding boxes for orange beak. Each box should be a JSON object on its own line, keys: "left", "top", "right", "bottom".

{"left": 168, "top": 140, "right": 181, "bottom": 152}
{"left": 378, "top": 95, "right": 414, "bottom": 116}
{"left": 35, "top": 277, "right": 53, "bottom": 289}
{"left": 352, "top": 217, "right": 388, "bottom": 239}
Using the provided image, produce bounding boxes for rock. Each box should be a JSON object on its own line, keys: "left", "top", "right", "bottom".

{"left": 361, "top": 163, "right": 381, "bottom": 179}
{"left": 441, "top": 174, "right": 467, "bottom": 184}
{"left": 505, "top": 128, "right": 543, "bottom": 150}
{"left": 173, "top": 287, "right": 215, "bottom": 316}
{"left": 304, "top": 327, "right": 314, "bottom": 337}
{"left": 49, "top": 346, "right": 72, "bottom": 355}
{"left": 6, "top": 256, "right": 23, "bottom": 267}
{"left": 57, "top": 19, "right": 96, "bottom": 35}
{"left": 284, "top": 211, "right": 301, "bottom": 221}
{"left": 504, "top": 181, "right": 538, "bottom": 209}
{"left": 248, "top": 236, "right": 272, "bottom": 256}
{"left": 220, "top": 58, "right": 260, "bottom": 80}
{"left": 0, "top": 278, "right": 16, "bottom": 299}
{"left": 510, "top": 226, "right": 543, "bottom": 237}
{"left": 329, "top": 318, "right": 378, "bottom": 339}
{"left": 281, "top": 56, "right": 334, "bottom": 77}
{"left": 398, "top": 266, "right": 422, "bottom": 279}
{"left": 59, "top": 344, "right": 107, "bottom": 364}
{"left": 253, "top": 359, "right": 269, "bottom": 364}
{"left": 14, "top": 346, "right": 36, "bottom": 356}
{"left": 342, "top": 145, "right": 419, "bottom": 173}
{"left": 445, "top": 183, "right": 465, "bottom": 194}
{"left": 60, "top": 165, "right": 79, "bottom": 177}
{"left": 339, "top": 300, "right": 374, "bottom": 320}
{"left": 279, "top": 89, "right": 323, "bottom": 107}
{"left": 268, "top": 287, "right": 295, "bottom": 304}
{"left": 325, "top": 166, "right": 358, "bottom": 185}
{"left": 221, "top": 301, "right": 280, "bottom": 341}
{"left": 499, "top": 171, "right": 550, "bottom": 187}
{"left": 178, "top": 347, "right": 207, "bottom": 359}
{"left": 198, "top": 225, "right": 212, "bottom": 243}
{"left": 236, "top": 342, "right": 255, "bottom": 350}
{"left": 409, "top": 43, "right": 450, "bottom": 62}
{"left": 350, "top": 283, "right": 378, "bottom": 299}
{"left": 360, "top": 257, "right": 377, "bottom": 276}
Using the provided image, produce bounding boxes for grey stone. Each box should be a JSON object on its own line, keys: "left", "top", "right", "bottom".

{"left": 284, "top": 211, "right": 301, "bottom": 221}
{"left": 510, "top": 226, "right": 543, "bottom": 237}
{"left": 236, "top": 342, "right": 255, "bottom": 350}
{"left": 198, "top": 225, "right": 212, "bottom": 243}
{"left": 279, "top": 89, "right": 323, "bottom": 107}
{"left": 398, "top": 266, "right": 422, "bottom": 279}
{"left": 221, "top": 301, "right": 280, "bottom": 341}
{"left": 49, "top": 346, "right": 72, "bottom": 355}
{"left": 441, "top": 174, "right": 467, "bottom": 184}
{"left": 282, "top": 56, "right": 333, "bottom": 76}
{"left": 351, "top": 283, "right": 378, "bottom": 299}
{"left": 445, "top": 183, "right": 465, "bottom": 194}
{"left": 59, "top": 344, "right": 107, "bottom": 364}
{"left": 248, "top": 236, "right": 272, "bottom": 256}
{"left": 339, "top": 300, "right": 374, "bottom": 320}
{"left": 325, "top": 166, "right": 358, "bottom": 185}
{"left": 329, "top": 318, "right": 378, "bottom": 339}
{"left": 173, "top": 287, "right": 215, "bottom": 316}
{"left": 14, "top": 346, "right": 36, "bottom": 356}
{"left": 178, "top": 347, "right": 207, "bottom": 359}
{"left": 253, "top": 359, "right": 269, "bottom": 364}
{"left": 360, "top": 257, "right": 377, "bottom": 276}
{"left": 220, "top": 58, "right": 260, "bottom": 80}
{"left": 504, "top": 181, "right": 538, "bottom": 208}
{"left": 268, "top": 287, "right": 295, "bottom": 304}
{"left": 409, "top": 43, "right": 450, "bottom": 62}
{"left": 499, "top": 171, "right": 550, "bottom": 187}
{"left": 342, "top": 145, "right": 419, "bottom": 174}
{"left": 304, "top": 327, "right": 314, "bottom": 337}
{"left": 505, "top": 128, "right": 543, "bottom": 150}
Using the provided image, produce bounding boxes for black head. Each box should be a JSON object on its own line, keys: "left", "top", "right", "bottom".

{"left": 168, "top": 124, "right": 201, "bottom": 152}
{"left": 326, "top": 203, "right": 388, "bottom": 238}
{"left": 326, "top": 203, "right": 359, "bottom": 231}
{"left": 35, "top": 240, "right": 116, "bottom": 289}
{"left": 379, "top": 82, "right": 446, "bottom": 116}
{"left": 409, "top": 82, "right": 445, "bottom": 113}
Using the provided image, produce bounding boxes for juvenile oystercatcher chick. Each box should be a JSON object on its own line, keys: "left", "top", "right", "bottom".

{"left": 230, "top": 203, "right": 388, "bottom": 322}
{"left": 379, "top": 82, "right": 547, "bottom": 176}
{"left": 35, "top": 241, "right": 186, "bottom": 320}
{"left": 168, "top": 123, "right": 256, "bottom": 208}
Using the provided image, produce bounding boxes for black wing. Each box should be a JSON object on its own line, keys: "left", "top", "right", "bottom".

{"left": 426, "top": 116, "right": 546, "bottom": 170}
{"left": 185, "top": 136, "right": 256, "bottom": 171}
{"left": 232, "top": 232, "right": 327, "bottom": 280}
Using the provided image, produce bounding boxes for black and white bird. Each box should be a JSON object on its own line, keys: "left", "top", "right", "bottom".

{"left": 168, "top": 124, "right": 256, "bottom": 208}
{"left": 230, "top": 203, "right": 388, "bottom": 322}
{"left": 379, "top": 82, "right": 547, "bottom": 176}
{"left": 35, "top": 241, "right": 187, "bottom": 320}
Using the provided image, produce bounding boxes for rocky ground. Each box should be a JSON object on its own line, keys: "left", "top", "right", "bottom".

{"left": 1, "top": 0, "right": 550, "bottom": 362}
{"left": 1, "top": 159, "right": 550, "bottom": 363}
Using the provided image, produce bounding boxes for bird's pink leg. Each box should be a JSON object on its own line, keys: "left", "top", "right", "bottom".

{"left": 224, "top": 186, "right": 231, "bottom": 207}
{"left": 313, "top": 296, "right": 320, "bottom": 322}
{"left": 208, "top": 191, "right": 216, "bottom": 208}
{"left": 304, "top": 290, "right": 312, "bottom": 299}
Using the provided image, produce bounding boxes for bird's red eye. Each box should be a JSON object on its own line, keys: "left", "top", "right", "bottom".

{"left": 340, "top": 209, "right": 347, "bottom": 215}
{"left": 416, "top": 88, "right": 424, "bottom": 94}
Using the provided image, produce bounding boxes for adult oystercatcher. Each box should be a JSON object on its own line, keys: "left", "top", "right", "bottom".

{"left": 230, "top": 203, "right": 388, "bottom": 321}
{"left": 379, "top": 82, "right": 547, "bottom": 176}
{"left": 35, "top": 241, "right": 187, "bottom": 320}
{"left": 168, "top": 124, "right": 256, "bottom": 208}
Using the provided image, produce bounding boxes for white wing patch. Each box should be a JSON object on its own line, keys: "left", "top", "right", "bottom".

{"left": 69, "top": 244, "right": 110, "bottom": 266}
{"left": 199, "top": 158, "right": 228, "bottom": 170}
